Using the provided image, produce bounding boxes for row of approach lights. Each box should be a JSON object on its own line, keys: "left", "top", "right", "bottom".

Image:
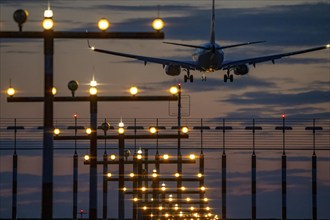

{"left": 14, "top": 6, "right": 164, "bottom": 31}
{"left": 7, "top": 78, "right": 179, "bottom": 97}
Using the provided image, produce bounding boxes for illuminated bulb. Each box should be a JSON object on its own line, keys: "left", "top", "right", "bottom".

{"left": 150, "top": 214, "right": 153, "bottom": 217}
{"left": 152, "top": 18, "right": 164, "bottom": 31}
{"left": 200, "top": 186, "right": 206, "bottom": 191}
{"left": 141, "top": 187, "right": 146, "bottom": 192}
{"left": 98, "top": 18, "right": 110, "bottom": 31}
{"left": 282, "top": 113, "right": 286, "bottom": 118}
{"left": 149, "top": 127, "right": 157, "bottom": 134}
{"left": 152, "top": 172, "right": 158, "bottom": 178}
{"left": 89, "top": 87, "right": 97, "bottom": 95}
{"left": 165, "top": 213, "right": 169, "bottom": 218}
{"left": 137, "top": 148, "right": 143, "bottom": 154}
{"left": 118, "top": 127, "right": 125, "bottom": 134}
{"left": 123, "top": 187, "right": 127, "bottom": 191}
{"left": 326, "top": 44, "right": 330, "bottom": 48}
{"left": 7, "top": 87, "right": 15, "bottom": 96}
{"left": 169, "top": 86, "right": 178, "bottom": 95}
{"left": 186, "top": 197, "right": 191, "bottom": 202}
{"left": 158, "top": 206, "right": 163, "bottom": 211}
{"left": 206, "top": 206, "right": 210, "bottom": 211}
{"left": 90, "top": 77, "right": 97, "bottom": 87}
{"left": 107, "top": 172, "right": 112, "bottom": 178}
{"left": 143, "top": 206, "right": 147, "bottom": 210}
{"left": 133, "top": 197, "right": 138, "bottom": 202}
{"left": 137, "top": 154, "right": 142, "bottom": 160}
{"left": 110, "top": 154, "right": 116, "bottom": 160}
{"left": 179, "top": 211, "right": 183, "bottom": 217}
{"left": 163, "top": 154, "right": 169, "bottom": 160}
{"left": 52, "top": 87, "right": 57, "bottom": 95}
{"left": 118, "top": 120, "right": 124, "bottom": 128}
{"left": 54, "top": 128, "right": 60, "bottom": 135}
{"left": 189, "top": 154, "right": 196, "bottom": 160}
{"left": 84, "top": 155, "right": 90, "bottom": 160}
{"left": 181, "top": 126, "right": 189, "bottom": 133}
{"left": 85, "top": 128, "right": 92, "bottom": 135}
{"left": 181, "top": 186, "right": 186, "bottom": 191}
{"left": 129, "top": 173, "right": 135, "bottom": 178}
{"left": 175, "top": 172, "right": 180, "bottom": 178}
{"left": 161, "top": 183, "right": 166, "bottom": 191}
{"left": 44, "top": 9, "right": 53, "bottom": 18}
{"left": 42, "top": 18, "right": 54, "bottom": 30}
{"left": 197, "top": 173, "right": 203, "bottom": 178}
{"left": 130, "top": 86, "right": 138, "bottom": 96}
{"left": 204, "top": 197, "right": 208, "bottom": 202}
{"left": 190, "top": 206, "right": 194, "bottom": 211}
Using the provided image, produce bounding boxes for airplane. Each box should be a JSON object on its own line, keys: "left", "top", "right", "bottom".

{"left": 88, "top": 0, "right": 329, "bottom": 83}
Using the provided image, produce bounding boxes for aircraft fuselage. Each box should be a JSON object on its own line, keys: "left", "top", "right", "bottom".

{"left": 192, "top": 43, "right": 224, "bottom": 72}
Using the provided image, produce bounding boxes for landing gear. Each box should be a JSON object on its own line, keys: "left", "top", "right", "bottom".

{"left": 184, "top": 70, "right": 194, "bottom": 83}
{"left": 224, "top": 71, "right": 233, "bottom": 83}
{"left": 201, "top": 74, "right": 207, "bottom": 81}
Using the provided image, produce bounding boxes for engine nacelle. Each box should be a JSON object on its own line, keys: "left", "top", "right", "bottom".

{"left": 165, "top": 65, "right": 181, "bottom": 76}
{"left": 233, "top": 64, "right": 249, "bottom": 75}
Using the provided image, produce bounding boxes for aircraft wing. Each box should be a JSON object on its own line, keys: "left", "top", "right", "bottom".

{"left": 221, "top": 45, "right": 329, "bottom": 70}
{"left": 90, "top": 46, "right": 199, "bottom": 70}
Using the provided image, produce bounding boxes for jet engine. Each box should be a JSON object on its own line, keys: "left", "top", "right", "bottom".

{"left": 233, "top": 64, "right": 249, "bottom": 75}
{"left": 165, "top": 64, "right": 181, "bottom": 76}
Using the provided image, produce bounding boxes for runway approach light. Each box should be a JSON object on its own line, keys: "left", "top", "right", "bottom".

{"left": 149, "top": 127, "right": 157, "bottom": 134}
{"left": 152, "top": 18, "right": 164, "bottom": 31}
{"left": 84, "top": 155, "right": 90, "bottom": 161}
{"left": 181, "top": 126, "right": 189, "bottom": 133}
{"left": 42, "top": 18, "right": 54, "bottom": 30}
{"left": 52, "top": 87, "right": 57, "bottom": 95}
{"left": 85, "top": 128, "right": 92, "bottom": 135}
{"left": 89, "top": 87, "right": 97, "bottom": 95}
{"left": 130, "top": 86, "right": 138, "bottom": 96}
{"left": 7, "top": 87, "right": 15, "bottom": 97}
{"left": 170, "top": 86, "right": 178, "bottom": 95}
{"left": 54, "top": 128, "right": 60, "bottom": 136}
{"left": 327, "top": 44, "right": 330, "bottom": 48}
{"left": 189, "top": 154, "right": 196, "bottom": 160}
{"left": 43, "top": 5, "right": 54, "bottom": 30}
{"left": 98, "top": 18, "right": 110, "bottom": 31}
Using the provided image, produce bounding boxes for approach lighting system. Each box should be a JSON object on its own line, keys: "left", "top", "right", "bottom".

{"left": 197, "top": 173, "right": 203, "bottom": 178}
{"left": 282, "top": 113, "right": 286, "bottom": 119}
{"left": 152, "top": 18, "right": 164, "bottom": 31}
{"left": 90, "top": 77, "right": 97, "bottom": 87}
{"left": 110, "top": 154, "right": 116, "bottom": 160}
{"left": 98, "top": 18, "right": 110, "bottom": 31}
{"left": 163, "top": 154, "right": 169, "bottom": 160}
{"left": 107, "top": 172, "right": 112, "bottom": 178}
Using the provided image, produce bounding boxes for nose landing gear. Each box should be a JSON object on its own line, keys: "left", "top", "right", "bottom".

{"left": 184, "top": 70, "right": 194, "bottom": 83}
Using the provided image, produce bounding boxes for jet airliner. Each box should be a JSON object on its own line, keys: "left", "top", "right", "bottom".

{"left": 89, "top": 0, "right": 329, "bottom": 83}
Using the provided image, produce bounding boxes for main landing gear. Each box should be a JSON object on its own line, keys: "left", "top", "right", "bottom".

{"left": 224, "top": 71, "right": 233, "bottom": 83}
{"left": 184, "top": 70, "right": 194, "bottom": 83}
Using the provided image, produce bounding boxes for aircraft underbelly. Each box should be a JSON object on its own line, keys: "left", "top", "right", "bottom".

{"left": 198, "top": 52, "right": 223, "bottom": 71}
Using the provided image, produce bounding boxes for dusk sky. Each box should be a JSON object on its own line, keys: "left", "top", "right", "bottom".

{"left": 0, "top": 0, "right": 329, "bottom": 219}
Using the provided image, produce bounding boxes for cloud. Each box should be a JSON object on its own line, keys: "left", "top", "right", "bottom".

{"left": 223, "top": 90, "right": 329, "bottom": 105}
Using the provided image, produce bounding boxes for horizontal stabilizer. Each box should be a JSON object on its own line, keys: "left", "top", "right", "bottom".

{"left": 219, "top": 41, "right": 266, "bottom": 49}
{"left": 163, "top": 41, "right": 209, "bottom": 50}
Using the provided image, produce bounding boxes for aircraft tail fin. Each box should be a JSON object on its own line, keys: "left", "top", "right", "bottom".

{"left": 210, "top": 0, "right": 215, "bottom": 45}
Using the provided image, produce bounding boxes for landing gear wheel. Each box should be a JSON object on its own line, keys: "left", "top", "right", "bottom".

{"left": 229, "top": 74, "right": 233, "bottom": 82}
{"left": 184, "top": 75, "right": 188, "bottom": 83}
{"left": 224, "top": 74, "right": 228, "bottom": 83}
{"left": 189, "top": 75, "right": 194, "bottom": 82}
